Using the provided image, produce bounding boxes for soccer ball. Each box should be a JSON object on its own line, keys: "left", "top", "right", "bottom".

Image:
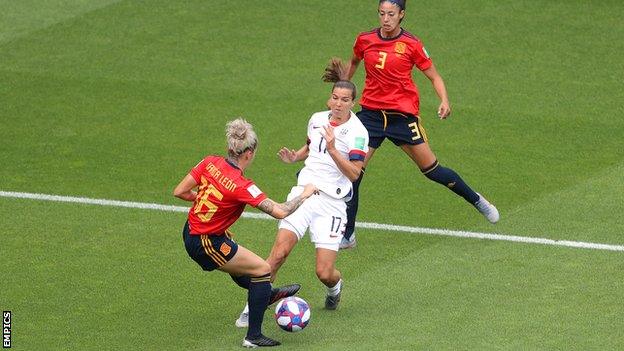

{"left": 274, "top": 296, "right": 310, "bottom": 332}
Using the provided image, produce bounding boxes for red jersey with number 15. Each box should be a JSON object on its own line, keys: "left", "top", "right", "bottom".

{"left": 353, "top": 28, "right": 433, "bottom": 116}
{"left": 187, "top": 155, "right": 267, "bottom": 235}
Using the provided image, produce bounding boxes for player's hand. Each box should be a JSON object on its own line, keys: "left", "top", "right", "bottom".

{"left": 302, "top": 183, "right": 319, "bottom": 197}
{"left": 321, "top": 125, "right": 336, "bottom": 151}
{"left": 437, "top": 101, "right": 451, "bottom": 119}
{"left": 277, "top": 147, "right": 297, "bottom": 163}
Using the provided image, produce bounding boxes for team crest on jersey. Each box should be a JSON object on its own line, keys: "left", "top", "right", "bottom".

{"left": 220, "top": 242, "right": 231, "bottom": 256}
{"left": 395, "top": 42, "right": 407, "bottom": 55}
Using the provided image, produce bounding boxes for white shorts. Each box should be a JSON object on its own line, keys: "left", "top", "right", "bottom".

{"left": 278, "top": 186, "right": 347, "bottom": 251}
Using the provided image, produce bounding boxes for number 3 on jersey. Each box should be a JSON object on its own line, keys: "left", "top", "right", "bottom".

{"left": 375, "top": 51, "right": 388, "bottom": 69}
{"left": 194, "top": 177, "right": 223, "bottom": 222}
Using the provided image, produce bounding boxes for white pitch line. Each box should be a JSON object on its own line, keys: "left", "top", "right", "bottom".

{"left": 355, "top": 222, "right": 624, "bottom": 252}
{"left": 1, "top": 190, "right": 623, "bottom": 252}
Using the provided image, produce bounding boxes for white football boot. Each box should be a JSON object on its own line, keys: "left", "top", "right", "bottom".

{"left": 235, "top": 311, "right": 249, "bottom": 328}
{"left": 474, "top": 193, "right": 500, "bottom": 224}
{"left": 339, "top": 233, "right": 357, "bottom": 250}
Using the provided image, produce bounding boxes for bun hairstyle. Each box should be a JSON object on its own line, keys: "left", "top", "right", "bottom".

{"left": 322, "top": 57, "right": 357, "bottom": 100}
{"left": 226, "top": 118, "right": 258, "bottom": 158}
{"left": 380, "top": 0, "right": 406, "bottom": 11}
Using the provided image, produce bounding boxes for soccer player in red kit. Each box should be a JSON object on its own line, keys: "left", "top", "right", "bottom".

{"left": 341, "top": 0, "right": 499, "bottom": 249}
{"left": 174, "top": 118, "right": 318, "bottom": 348}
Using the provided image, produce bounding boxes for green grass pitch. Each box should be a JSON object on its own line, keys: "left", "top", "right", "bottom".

{"left": 1, "top": 1, "right": 623, "bottom": 350}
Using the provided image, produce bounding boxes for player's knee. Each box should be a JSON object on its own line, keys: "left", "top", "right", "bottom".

{"left": 420, "top": 159, "right": 439, "bottom": 176}
{"left": 259, "top": 261, "right": 271, "bottom": 275}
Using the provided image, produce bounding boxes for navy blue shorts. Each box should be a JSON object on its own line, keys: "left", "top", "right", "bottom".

{"left": 356, "top": 108, "right": 428, "bottom": 149}
{"left": 182, "top": 221, "right": 238, "bottom": 271}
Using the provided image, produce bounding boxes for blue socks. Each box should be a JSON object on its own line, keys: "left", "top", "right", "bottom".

{"left": 246, "top": 273, "right": 271, "bottom": 338}
{"left": 344, "top": 161, "right": 478, "bottom": 242}
{"left": 230, "top": 274, "right": 251, "bottom": 289}
{"left": 422, "top": 160, "right": 479, "bottom": 204}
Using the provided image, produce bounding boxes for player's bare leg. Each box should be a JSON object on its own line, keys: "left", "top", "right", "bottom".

{"left": 266, "top": 228, "right": 299, "bottom": 282}
{"left": 219, "top": 245, "right": 269, "bottom": 277}
{"left": 315, "top": 248, "right": 342, "bottom": 310}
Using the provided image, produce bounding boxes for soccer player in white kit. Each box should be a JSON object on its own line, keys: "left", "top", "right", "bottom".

{"left": 236, "top": 58, "right": 368, "bottom": 328}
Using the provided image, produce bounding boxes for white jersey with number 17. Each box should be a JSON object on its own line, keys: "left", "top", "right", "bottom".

{"left": 296, "top": 110, "right": 369, "bottom": 200}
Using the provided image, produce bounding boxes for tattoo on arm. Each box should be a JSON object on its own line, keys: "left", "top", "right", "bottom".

{"left": 278, "top": 194, "right": 306, "bottom": 215}
{"left": 257, "top": 195, "right": 307, "bottom": 217}
{"left": 257, "top": 199, "right": 275, "bottom": 214}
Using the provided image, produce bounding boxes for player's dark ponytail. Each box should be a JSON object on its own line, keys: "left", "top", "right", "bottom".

{"left": 322, "top": 57, "right": 357, "bottom": 100}
{"left": 379, "top": 0, "right": 405, "bottom": 11}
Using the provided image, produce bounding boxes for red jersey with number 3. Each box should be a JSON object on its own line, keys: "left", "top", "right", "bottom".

{"left": 187, "top": 155, "right": 267, "bottom": 235}
{"left": 353, "top": 28, "right": 433, "bottom": 116}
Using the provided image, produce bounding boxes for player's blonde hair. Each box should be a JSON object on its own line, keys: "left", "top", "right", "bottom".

{"left": 322, "top": 57, "right": 357, "bottom": 100}
{"left": 226, "top": 118, "right": 258, "bottom": 158}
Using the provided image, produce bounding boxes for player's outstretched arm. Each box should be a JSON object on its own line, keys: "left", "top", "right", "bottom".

{"left": 277, "top": 144, "right": 309, "bottom": 164}
{"left": 257, "top": 183, "right": 318, "bottom": 219}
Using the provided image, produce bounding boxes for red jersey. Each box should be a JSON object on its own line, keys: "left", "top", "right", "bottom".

{"left": 187, "top": 155, "right": 267, "bottom": 235}
{"left": 353, "top": 28, "right": 433, "bottom": 116}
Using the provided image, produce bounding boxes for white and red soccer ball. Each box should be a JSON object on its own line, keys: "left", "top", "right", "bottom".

{"left": 274, "top": 296, "right": 310, "bottom": 332}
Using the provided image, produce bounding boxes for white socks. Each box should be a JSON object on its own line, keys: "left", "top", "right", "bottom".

{"left": 327, "top": 279, "right": 342, "bottom": 297}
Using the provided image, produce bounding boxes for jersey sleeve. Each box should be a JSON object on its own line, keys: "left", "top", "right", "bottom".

{"left": 353, "top": 34, "right": 365, "bottom": 60}
{"left": 189, "top": 157, "right": 207, "bottom": 183}
{"left": 235, "top": 181, "right": 268, "bottom": 207}
{"left": 306, "top": 114, "right": 316, "bottom": 145}
{"left": 347, "top": 129, "right": 369, "bottom": 162}
{"left": 411, "top": 40, "right": 433, "bottom": 71}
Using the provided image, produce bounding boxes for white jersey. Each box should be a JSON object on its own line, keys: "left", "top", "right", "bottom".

{"left": 297, "top": 110, "right": 369, "bottom": 199}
